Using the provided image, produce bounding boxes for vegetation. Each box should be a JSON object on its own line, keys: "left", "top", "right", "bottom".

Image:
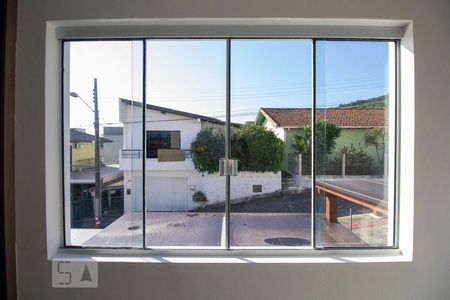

{"left": 190, "top": 127, "right": 225, "bottom": 173}
{"left": 192, "top": 191, "right": 207, "bottom": 202}
{"left": 365, "top": 127, "right": 386, "bottom": 171}
{"left": 336, "top": 143, "right": 377, "bottom": 175}
{"left": 232, "top": 122, "right": 284, "bottom": 173}
{"left": 338, "top": 94, "right": 388, "bottom": 108}
{"left": 291, "top": 120, "right": 342, "bottom": 174}
{"left": 292, "top": 120, "right": 342, "bottom": 156}
{"left": 190, "top": 123, "right": 284, "bottom": 174}
{"left": 291, "top": 133, "right": 310, "bottom": 157}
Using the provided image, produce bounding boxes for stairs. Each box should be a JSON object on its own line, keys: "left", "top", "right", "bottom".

{"left": 281, "top": 171, "right": 299, "bottom": 193}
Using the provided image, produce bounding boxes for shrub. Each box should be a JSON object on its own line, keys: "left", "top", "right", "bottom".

{"left": 232, "top": 122, "right": 284, "bottom": 173}
{"left": 192, "top": 191, "right": 207, "bottom": 202}
{"left": 328, "top": 143, "right": 377, "bottom": 175}
{"left": 190, "top": 127, "right": 225, "bottom": 174}
{"left": 190, "top": 123, "right": 284, "bottom": 174}
{"left": 342, "top": 144, "right": 377, "bottom": 175}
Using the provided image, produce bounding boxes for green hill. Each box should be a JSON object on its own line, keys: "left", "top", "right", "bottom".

{"left": 338, "top": 94, "right": 388, "bottom": 108}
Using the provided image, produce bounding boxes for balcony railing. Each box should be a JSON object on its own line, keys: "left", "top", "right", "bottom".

{"left": 183, "top": 149, "right": 192, "bottom": 159}
{"left": 120, "top": 149, "right": 191, "bottom": 160}
{"left": 121, "top": 149, "right": 142, "bottom": 159}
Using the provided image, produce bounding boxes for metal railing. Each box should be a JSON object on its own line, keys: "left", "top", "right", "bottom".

{"left": 121, "top": 149, "right": 191, "bottom": 160}
{"left": 121, "top": 149, "right": 142, "bottom": 159}
{"left": 183, "top": 149, "right": 192, "bottom": 159}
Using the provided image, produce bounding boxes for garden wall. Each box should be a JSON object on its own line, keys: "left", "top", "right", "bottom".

{"left": 202, "top": 171, "right": 282, "bottom": 204}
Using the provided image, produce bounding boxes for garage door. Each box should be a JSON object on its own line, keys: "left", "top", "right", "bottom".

{"left": 146, "top": 177, "right": 188, "bottom": 212}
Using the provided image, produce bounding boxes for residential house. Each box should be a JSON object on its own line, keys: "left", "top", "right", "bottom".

{"left": 70, "top": 128, "right": 124, "bottom": 228}
{"left": 119, "top": 98, "right": 281, "bottom": 212}
{"left": 256, "top": 108, "right": 386, "bottom": 174}
{"left": 70, "top": 128, "right": 113, "bottom": 171}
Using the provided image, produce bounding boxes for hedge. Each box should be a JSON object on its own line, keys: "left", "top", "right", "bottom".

{"left": 190, "top": 122, "right": 284, "bottom": 174}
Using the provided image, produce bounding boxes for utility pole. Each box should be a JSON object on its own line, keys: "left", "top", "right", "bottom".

{"left": 70, "top": 81, "right": 102, "bottom": 229}
{"left": 93, "top": 78, "right": 101, "bottom": 228}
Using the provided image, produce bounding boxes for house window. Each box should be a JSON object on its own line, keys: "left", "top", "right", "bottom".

{"left": 147, "top": 131, "right": 181, "bottom": 158}
{"left": 62, "top": 37, "right": 398, "bottom": 250}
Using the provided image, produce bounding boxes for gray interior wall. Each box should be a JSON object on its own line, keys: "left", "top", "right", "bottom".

{"left": 15, "top": 0, "right": 450, "bottom": 299}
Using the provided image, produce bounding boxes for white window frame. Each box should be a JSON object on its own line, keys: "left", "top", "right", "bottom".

{"left": 45, "top": 18, "right": 414, "bottom": 263}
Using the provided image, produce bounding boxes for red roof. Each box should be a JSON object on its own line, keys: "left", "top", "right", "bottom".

{"left": 260, "top": 108, "right": 386, "bottom": 128}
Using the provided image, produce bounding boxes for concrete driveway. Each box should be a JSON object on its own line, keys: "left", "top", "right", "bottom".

{"left": 83, "top": 211, "right": 364, "bottom": 248}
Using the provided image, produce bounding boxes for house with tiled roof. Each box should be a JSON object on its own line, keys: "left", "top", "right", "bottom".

{"left": 256, "top": 108, "right": 387, "bottom": 173}
{"left": 70, "top": 129, "right": 113, "bottom": 171}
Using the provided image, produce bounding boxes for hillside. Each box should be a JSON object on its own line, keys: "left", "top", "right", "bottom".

{"left": 338, "top": 94, "right": 388, "bottom": 108}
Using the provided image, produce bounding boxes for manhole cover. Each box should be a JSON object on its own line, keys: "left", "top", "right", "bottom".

{"left": 167, "top": 222, "right": 186, "bottom": 227}
{"left": 264, "top": 237, "right": 310, "bottom": 246}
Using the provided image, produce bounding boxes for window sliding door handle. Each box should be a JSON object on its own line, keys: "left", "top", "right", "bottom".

{"left": 219, "top": 158, "right": 238, "bottom": 176}
{"left": 230, "top": 159, "right": 238, "bottom": 176}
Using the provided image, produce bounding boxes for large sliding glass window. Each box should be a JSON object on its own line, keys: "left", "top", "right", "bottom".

{"left": 63, "top": 38, "right": 397, "bottom": 250}
{"left": 144, "top": 40, "right": 226, "bottom": 248}
{"left": 230, "top": 40, "right": 312, "bottom": 248}
{"left": 64, "top": 40, "right": 144, "bottom": 247}
{"left": 314, "top": 40, "right": 396, "bottom": 248}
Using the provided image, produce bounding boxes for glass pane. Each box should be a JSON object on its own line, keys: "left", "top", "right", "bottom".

{"left": 64, "top": 40, "right": 144, "bottom": 247}
{"left": 145, "top": 40, "right": 226, "bottom": 248}
{"left": 146, "top": 131, "right": 181, "bottom": 158}
{"left": 230, "top": 39, "right": 313, "bottom": 248}
{"left": 314, "top": 40, "right": 396, "bottom": 247}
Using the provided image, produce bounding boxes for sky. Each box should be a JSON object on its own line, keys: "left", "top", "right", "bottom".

{"left": 68, "top": 39, "right": 393, "bottom": 131}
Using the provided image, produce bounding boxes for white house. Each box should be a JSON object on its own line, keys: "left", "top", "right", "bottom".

{"left": 102, "top": 126, "right": 123, "bottom": 165}
{"left": 119, "top": 98, "right": 282, "bottom": 212}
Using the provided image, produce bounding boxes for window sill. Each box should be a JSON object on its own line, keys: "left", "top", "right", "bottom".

{"left": 53, "top": 248, "right": 410, "bottom": 264}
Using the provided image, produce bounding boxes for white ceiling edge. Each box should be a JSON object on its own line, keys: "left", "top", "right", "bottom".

{"left": 50, "top": 18, "right": 411, "bottom": 40}
{"left": 50, "top": 18, "right": 410, "bottom": 27}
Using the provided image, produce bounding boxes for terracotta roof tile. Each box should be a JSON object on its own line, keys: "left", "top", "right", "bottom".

{"left": 260, "top": 108, "right": 386, "bottom": 127}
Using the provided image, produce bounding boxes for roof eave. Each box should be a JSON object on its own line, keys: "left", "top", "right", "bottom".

{"left": 120, "top": 98, "right": 228, "bottom": 126}
{"left": 258, "top": 108, "right": 281, "bottom": 128}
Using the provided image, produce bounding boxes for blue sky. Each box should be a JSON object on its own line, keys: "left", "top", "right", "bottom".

{"left": 69, "top": 39, "right": 392, "bottom": 129}
{"left": 316, "top": 40, "right": 390, "bottom": 107}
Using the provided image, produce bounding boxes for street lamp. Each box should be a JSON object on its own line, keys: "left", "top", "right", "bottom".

{"left": 70, "top": 78, "right": 101, "bottom": 228}
{"left": 69, "top": 92, "right": 94, "bottom": 112}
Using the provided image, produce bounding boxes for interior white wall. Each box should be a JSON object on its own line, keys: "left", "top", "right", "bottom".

{"left": 15, "top": 1, "right": 450, "bottom": 300}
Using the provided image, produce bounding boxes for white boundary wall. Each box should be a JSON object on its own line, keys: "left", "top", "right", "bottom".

{"left": 124, "top": 170, "right": 282, "bottom": 211}
{"left": 203, "top": 171, "right": 282, "bottom": 204}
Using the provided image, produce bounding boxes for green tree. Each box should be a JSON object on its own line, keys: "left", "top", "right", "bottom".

{"left": 291, "top": 120, "right": 342, "bottom": 174}
{"left": 292, "top": 120, "right": 342, "bottom": 156}
{"left": 190, "top": 127, "right": 225, "bottom": 174}
{"left": 292, "top": 134, "right": 310, "bottom": 156}
{"left": 315, "top": 120, "right": 342, "bottom": 156}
